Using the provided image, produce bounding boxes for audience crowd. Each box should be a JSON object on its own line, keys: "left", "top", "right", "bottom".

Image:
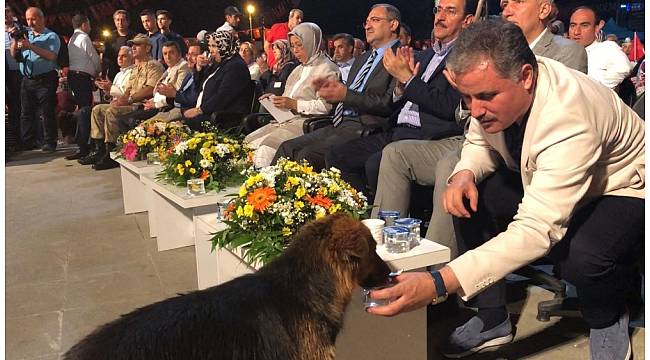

{"left": 4, "top": 1, "right": 646, "bottom": 359}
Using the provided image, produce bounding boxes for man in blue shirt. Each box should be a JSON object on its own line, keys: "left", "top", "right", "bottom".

{"left": 140, "top": 9, "right": 164, "bottom": 62}
{"left": 9, "top": 6, "right": 60, "bottom": 152}
{"left": 156, "top": 10, "right": 188, "bottom": 62}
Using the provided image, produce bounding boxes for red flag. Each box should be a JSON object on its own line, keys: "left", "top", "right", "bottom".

{"left": 629, "top": 32, "right": 645, "bottom": 62}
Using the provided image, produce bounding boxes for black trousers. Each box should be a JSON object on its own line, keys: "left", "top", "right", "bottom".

{"left": 67, "top": 71, "right": 94, "bottom": 108}
{"left": 116, "top": 107, "right": 162, "bottom": 133}
{"left": 455, "top": 168, "right": 644, "bottom": 329}
{"left": 74, "top": 106, "right": 92, "bottom": 146}
{"left": 272, "top": 120, "right": 364, "bottom": 171}
{"left": 20, "top": 70, "right": 58, "bottom": 147}
{"left": 325, "top": 127, "right": 425, "bottom": 194}
{"left": 6, "top": 69, "right": 23, "bottom": 147}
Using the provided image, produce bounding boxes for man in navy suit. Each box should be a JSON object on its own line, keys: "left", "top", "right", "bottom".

{"left": 326, "top": 0, "right": 479, "bottom": 195}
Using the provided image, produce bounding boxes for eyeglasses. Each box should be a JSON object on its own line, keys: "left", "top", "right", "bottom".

{"left": 363, "top": 16, "right": 394, "bottom": 27}
{"left": 290, "top": 42, "right": 304, "bottom": 50}
{"left": 433, "top": 6, "right": 459, "bottom": 17}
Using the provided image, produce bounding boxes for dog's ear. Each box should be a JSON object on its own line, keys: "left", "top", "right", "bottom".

{"left": 327, "top": 214, "right": 370, "bottom": 261}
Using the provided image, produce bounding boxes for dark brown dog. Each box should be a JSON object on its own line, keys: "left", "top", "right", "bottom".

{"left": 63, "top": 213, "right": 391, "bottom": 360}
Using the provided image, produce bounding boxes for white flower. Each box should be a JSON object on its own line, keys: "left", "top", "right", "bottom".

{"left": 200, "top": 159, "right": 211, "bottom": 169}
{"left": 174, "top": 142, "right": 188, "bottom": 155}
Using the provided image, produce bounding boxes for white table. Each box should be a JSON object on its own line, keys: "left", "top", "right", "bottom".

{"left": 193, "top": 214, "right": 450, "bottom": 359}
{"left": 115, "top": 157, "right": 161, "bottom": 215}
{"left": 140, "top": 173, "right": 237, "bottom": 251}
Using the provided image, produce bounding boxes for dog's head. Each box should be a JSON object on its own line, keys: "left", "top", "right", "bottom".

{"left": 290, "top": 213, "right": 392, "bottom": 290}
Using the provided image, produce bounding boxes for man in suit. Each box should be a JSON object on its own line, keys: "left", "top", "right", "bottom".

{"left": 502, "top": 0, "right": 586, "bottom": 73}
{"left": 369, "top": 20, "right": 644, "bottom": 360}
{"left": 371, "top": 0, "right": 589, "bottom": 260}
{"left": 325, "top": 0, "right": 477, "bottom": 194}
{"left": 271, "top": 4, "right": 401, "bottom": 170}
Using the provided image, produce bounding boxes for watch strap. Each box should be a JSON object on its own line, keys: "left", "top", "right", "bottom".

{"left": 429, "top": 270, "right": 448, "bottom": 305}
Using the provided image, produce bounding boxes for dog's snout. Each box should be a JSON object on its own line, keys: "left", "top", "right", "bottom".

{"left": 360, "top": 251, "right": 392, "bottom": 288}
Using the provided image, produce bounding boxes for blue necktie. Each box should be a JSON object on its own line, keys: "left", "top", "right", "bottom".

{"left": 332, "top": 49, "right": 378, "bottom": 127}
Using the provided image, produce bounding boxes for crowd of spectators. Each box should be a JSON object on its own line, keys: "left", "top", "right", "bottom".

{"left": 4, "top": 1, "right": 646, "bottom": 359}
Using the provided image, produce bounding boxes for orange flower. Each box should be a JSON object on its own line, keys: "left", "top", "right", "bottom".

{"left": 247, "top": 187, "right": 277, "bottom": 212}
{"left": 223, "top": 202, "right": 236, "bottom": 219}
{"left": 306, "top": 194, "right": 333, "bottom": 209}
{"left": 199, "top": 170, "right": 210, "bottom": 180}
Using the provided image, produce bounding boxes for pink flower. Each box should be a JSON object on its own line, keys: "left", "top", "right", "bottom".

{"left": 121, "top": 141, "right": 138, "bottom": 161}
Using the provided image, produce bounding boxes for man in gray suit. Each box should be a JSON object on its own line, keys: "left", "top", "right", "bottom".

{"left": 372, "top": 0, "right": 587, "bottom": 261}
{"left": 271, "top": 4, "right": 400, "bottom": 170}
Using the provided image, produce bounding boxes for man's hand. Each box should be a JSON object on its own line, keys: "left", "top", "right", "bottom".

{"left": 443, "top": 169, "right": 478, "bottom": 218}
{"left": 383, "top": 46, "right": 420, "bottom": 84}
{"left": 156, "top": 83, "right": 177, "bottom": 98}
{"left": 95, "top": 79, "right": 112, "bottom": 92}
{"left": 183, "top": 107, "right": 201, "bottom": 119}
{"left": 256, "top": 56, "right": 269, "bottom": 73}
{"left": 196, "top": 54, "right": 211, "bottom": 70}
{"left": 366, "top": 273, "right": 436, "bottom": 316}
{"left": 314, "top": 78, "right": 347, "bottom": 103}
{"left": 259, "top": 93, "right": 274, "bottom": 101}
{"left": 271, "top": 96, "right": 297, "bottom": 110}
{"left": 16, "top": 38, "right": 32, "bottom": 50}
{"left": 143, "top": 99, "right": 155, "bottom": 110}
{"left": 113, "top": 94, "right": 130, "bottom": 107}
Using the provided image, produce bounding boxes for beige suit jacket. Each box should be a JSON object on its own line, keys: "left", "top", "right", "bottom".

{"left": 448, "top": 57, "right": 645, "bottom": 301}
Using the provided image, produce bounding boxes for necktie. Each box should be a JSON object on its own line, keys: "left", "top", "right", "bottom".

{"left": 332, "top": 49, "right": 378, "bottom": 127}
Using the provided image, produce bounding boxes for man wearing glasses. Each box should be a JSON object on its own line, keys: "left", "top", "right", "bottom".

{"left": 272, "top": 3, "right": 401, "bottom": 171}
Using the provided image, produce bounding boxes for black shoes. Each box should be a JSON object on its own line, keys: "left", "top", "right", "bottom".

{"left": 78, "top": 140, "right": 105, "bottom": 165}
{"left": 93, "top": 142, "right": 119, "bottom": 171}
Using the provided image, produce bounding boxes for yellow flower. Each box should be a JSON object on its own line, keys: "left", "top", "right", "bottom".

{"left": 202, "top": 141, "right": 212, "bottom": 148}
{"left": 328, "top": 182, "right": 340, "bottom": 194}
{"left": 315, "top": 208, "right": 326, "bottom": 219}
{"left": 301, "top": 165, "right": 313, "bottom": 174}
{"left": 293, "top": 201, "right": 304, "bottom": 210}
{"left": 185, "top": 160, "right": 192, "bottom": 167}
{"left": 243, "top": 204, "right": 254, "bottom": 217}
{"left": 284, "top": 218, "right": 294, "bottom": 225}
{"left": 178, "top": 168, "right": 185, "bottom": 175}
{"left": 328, "top": 203, "right": 341, "bottom": 214}
{"left": 295, "top": 186, "right": 306, "bottom": 198}
{"left": 150, "top": 138, "right": 157, "bottom": 145}
{"left": 318, "top": 187, "right": 328, "bottom": 196}
{"left": 282, "top": 227, "right": 292, "bottom": 237}
{"left": 189, "top": 168, "right": 197, "bottom": 174}
{"left": 239, "top": 185, "right": 248, "bottom": 197}
{"left": 236, "top": 206, "right": 244, "bottom": 217}
{"left": 176, "top": 164, "right": 183, "bottom": 171}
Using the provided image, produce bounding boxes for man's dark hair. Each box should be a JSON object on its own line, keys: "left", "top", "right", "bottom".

{"left": 570, "top": 5, "right": 601, "bottom": 24}
{"left": 71, "top": 14, "right": 89, "bottom": 29}
{"left": 400, "top": 23, "right": 412, "bottom": 37}
{"left": 156, "top": 9, "right": 171, "bottom": 20}
{"left": 186, "top": 38, "right": 200, "bottom": 48}
{"left": 162, "top": 41, "right": 181, "bottom": 54}
{"left": 446, "top": 18, "right": 538, "bottom": 80}
{"left": 463, "top": 0, "right": 480, "bottom": 17}
{"left": 113, "top": 9, "right": 129, "bottom": 19}
{"left": 332, "top": 33, "right": 354, "bottom": 47}
{"left": 139, "top": 9, "right": 155, "bottom": 17}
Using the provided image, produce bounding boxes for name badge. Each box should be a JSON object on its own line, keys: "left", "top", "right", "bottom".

{"left": 273, "top": 82, "right": 282, "bottom": 88}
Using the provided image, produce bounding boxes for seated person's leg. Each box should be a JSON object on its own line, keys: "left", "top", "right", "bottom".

{"left": 550, "top": 195, "right": 643, "bottom": 359}
{"left": 300, "top": 122, "right": 364, "bottom": 171}
{"left": 116, "top": 108, "right": 161, "bottom": 132}
{"left": 272, "top": 127, "right": 331, "bottom": 165}
{"left": 426, "top": 147, "right": 463, "bottom": 259}
{"left": 326, "top": 132, "right": 391, "bottom": 192}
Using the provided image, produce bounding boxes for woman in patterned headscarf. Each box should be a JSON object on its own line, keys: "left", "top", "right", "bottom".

{"left": 182, "top": 30, "right": 252, "bottom": 130}
{"left": 257, "top": 39, "right": 299, "bottom": 95}
{"left": 244, "top": 22, "right": 340, "bottom": 167}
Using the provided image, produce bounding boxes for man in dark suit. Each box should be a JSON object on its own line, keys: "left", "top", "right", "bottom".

{"left": 271, "top": 4, "right": 401, "bottom": 170}
{"left": 326, "top": 0, "right": 478, "bottom": 194}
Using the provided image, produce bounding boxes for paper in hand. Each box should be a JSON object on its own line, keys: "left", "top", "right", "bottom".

{"left": 260, "top": 96, "right": 295, "bottom": 124}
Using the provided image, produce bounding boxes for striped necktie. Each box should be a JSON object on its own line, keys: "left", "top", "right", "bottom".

{"left": 332, "top": 49, "right": 378, "bottom": 127}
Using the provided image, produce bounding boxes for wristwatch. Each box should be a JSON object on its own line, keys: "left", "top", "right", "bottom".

{"left": 429, "top": 270, "right": 448, "bottom": 305}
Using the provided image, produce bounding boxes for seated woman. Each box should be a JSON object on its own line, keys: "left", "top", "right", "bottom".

{"left": 182, "top": 30, "right": 251, "bottom": 131}
{"left": 257, "top": 39, "right": 299, "bottom": 95}
{"left": 240, "top": 41, "right": 261, "bottom": 81}
{"left": 244, "top": 22, "right": 339, "bottom": 167}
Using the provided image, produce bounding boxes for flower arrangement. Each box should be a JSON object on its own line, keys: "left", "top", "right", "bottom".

{"left": 211, "top": 158, "right": 370, "bottom": 265}
{"left": 157, "top": 132, "right": 253, "bottom": 192}
{"left": 116, "top": 120, "right": 190, "bottom": 161}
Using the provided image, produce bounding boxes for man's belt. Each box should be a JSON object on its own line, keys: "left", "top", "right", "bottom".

{"left": 24, "top": 70, "right": 57, "bottom": 80}
{"left": 68, "top": 70, "right": 94, "bottom": 79}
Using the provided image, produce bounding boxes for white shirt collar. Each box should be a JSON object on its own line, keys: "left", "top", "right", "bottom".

{"left": 528, "top": 28, "right": 548, "bottom": 50}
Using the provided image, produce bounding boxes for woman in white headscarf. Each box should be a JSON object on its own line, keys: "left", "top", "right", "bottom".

{"left": 244, "top": 22, "right": 340, "bottom": 168}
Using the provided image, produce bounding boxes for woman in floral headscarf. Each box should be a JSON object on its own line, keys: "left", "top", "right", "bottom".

{"left": 182, "top": 30, "right": 252, "bottom": 130}
{"left": 257, "top": 39, "right": 299, "bottom": 95}
{"left": 244, "top": 22, "right": 340, "bottom": 167}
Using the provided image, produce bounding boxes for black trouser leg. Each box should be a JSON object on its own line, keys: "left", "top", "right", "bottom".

{"left": 6, "top": 69, "right": 23, "bottom": 148}
{"left": 67, "top": 71, "right": 94, "bottom": 108}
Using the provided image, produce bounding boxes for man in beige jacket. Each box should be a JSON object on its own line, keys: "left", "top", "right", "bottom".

{"left": 369, "top": 19, "right": 644, "bottom": 360}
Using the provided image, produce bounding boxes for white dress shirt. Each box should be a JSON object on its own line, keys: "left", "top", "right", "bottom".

{"left": 152, "top": 60, "right": 188, "bottom": 108}
{"left": 68, "top": 29, "right": 101, "bottom": 76}
{"left": 337, "top": 57, "right": 355, "bottom": 84}
{"left": 216, "top": 22, "right": 234, "bottom": 33}
{"left": 586, "top": 40, "right": 633, "bottom": 89}
{"left": 248, "top": 62, "right": 261, "bottom": 81}
{"left": 110, "top": 65, "right": 134, "bottom": 98}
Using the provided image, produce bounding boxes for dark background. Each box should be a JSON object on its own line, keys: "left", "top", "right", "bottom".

{"left": 7, "top": 0, "right": 645, "bottom": 40}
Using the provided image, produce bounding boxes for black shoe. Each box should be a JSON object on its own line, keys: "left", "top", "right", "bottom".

{"left": 93, "top": 157, "right": 119, "bottom": 170}
{"left": 78, "top": 140, "right": 105, "bottom": 165}
{"left": 41, "top": 144, "right": 56, "bottom": 153}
